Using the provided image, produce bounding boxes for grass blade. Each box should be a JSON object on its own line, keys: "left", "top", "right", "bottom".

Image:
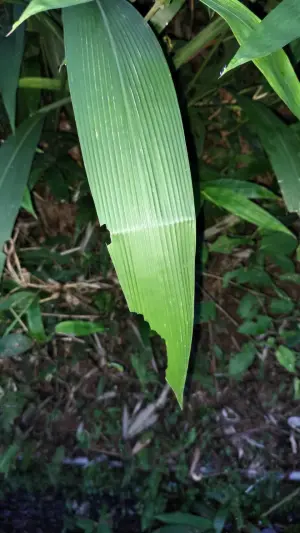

{"left": 202, "top": 185, "right": 293, "bottom": 235}
{"left": 229, "top": 0, "right": 300, "bottom": 69}
{"left": 0, "top": 5, "right": 25, "bottom": 132}
{"left": 199, "top": 0, "right": 300, "bottom": 119}
{"left": 63, "top": 0, "right": 196, "bottom": 406}
{"left": 0, "top": 116, "right": 43, "bottom": 279}
{"left": 238, "top": 96, "right": 300, "bottom": 214}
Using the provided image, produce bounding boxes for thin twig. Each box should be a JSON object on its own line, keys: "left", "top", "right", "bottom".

{"left": 262, "top": 487, "right": 300, "bottom": 518}
{"left": 202, "top": 287, "right": 239, "bottom": 327}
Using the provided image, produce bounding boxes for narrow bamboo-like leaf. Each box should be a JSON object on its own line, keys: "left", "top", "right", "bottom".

{"left": 238, "top": 96, "right": 300, "bottom": 214}
{"left": 229, "top": 0, "right": 300, "bottom": 69}
{"left": 203, "top": 179, "right": 277, "bottom": 200}
{"left": 202, "top": 185, "right": 293, "bottom": 235}
{"left": 63, "top": 0, "right": 196, "bottom": 405}
{"left": 0, "top": 116, "right": 43, "bottom": 279}
{"left": 199, "top": 0, "right": 300, "bottom": 119}
{"left": 8, "top": 0, "right": 92, "bottom": 34}
{"left": 151, "top": 0, "right": 185, "bottom": 33}
{"left": 21, "top": 187, "right": 37, "bottom": 218}
{"left": 0, "top": 5, "right": 25, "bottom": 131}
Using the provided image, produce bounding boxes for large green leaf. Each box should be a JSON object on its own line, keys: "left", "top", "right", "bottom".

{"left": 8, "top": 0, "right": 92, "bottom": 35}
{"left": 238, "top": 96, "right": 300, "bottom": 214}
{"left": 0, "top": 115, "right": 43, "bottom": 279}
{"left": 198, "top": 0, "right": 300, "bottom": 119}
{"left": 202, "top": 185, "right": 293, "bottom": 235}
{"left": 228, "top": 0, "right": 300, "bottom": 69}
{"left": 63, "top": 0, "right": 196, "bottom": 405}
{"left": 0, "top": 5, "right": 25, "bottom": 131}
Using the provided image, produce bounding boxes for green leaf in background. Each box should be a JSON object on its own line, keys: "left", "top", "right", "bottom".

{"left": 0, "top": 334, "right": 33, "bottom": 357}
{"left": 229, "top": 342, "right": 256, "bottom": 377}
{"left": 213, "top": 507, "right": 229, "bottom": 533}
{"left": 210, "top": 235, "right": 252, "bottom": 254}
{"left": 55, "top": 320, "right": 105, "bottom": 336}
{"left": 26, "top": 299, "right": 47, "bottom": 342}
{"left": 199, "top": 301, "right": 216, "bottom": 323}
{"left": 229, "top": 0, "right": 300, "bottom": 69}
{"left": 259, "top": 232, "right": 298, "bottom": 257}
{"left": 270, "top": 298, "right": 295, "bottom": 315}
{"left": 156, "top": 513, "right": 213, "bottom": 531}
{"left": 294, "top": 377, "right": 300, "bottom": 400}
{"left": 203, "top": 179, "right": 277, "bottom": 200}
{"left": 198, "top": 0, "right": 300, "bottom": 119}
{"left": 238, "top": 96, "right": 300, "bottom": 214}
{"left": 275, "top": 345, "right": 296, "bottom": 373}
{"left": 8, "top": 0, "right": 92, "bottom": 35}
{"left": 150, "top": 0, "right": 185, "bottom": 34}
{"left": 153, "top": 528, "right": 199, "bottom": 533}
{"left": 0, "top": 115, "right": 43, "bottom": 279}
{"left": 63, "top": 0, "right": 196, "bottom": 406}
{"left": 0, "top": 5, "right": 25, "bottom": 132}
{"left": 21, "top": 187, "right": 37, "bottom": 218}
{"left": 0, "top": 291, "right": 36, "bottom": 312}
{"left": 201, "top": 185, "right": 292, "bottom": 235}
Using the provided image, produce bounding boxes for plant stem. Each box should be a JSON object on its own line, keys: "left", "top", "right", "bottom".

{"left": 36, "top": 96, "right": 71, "bottom": 115}
{"left": 185, "top": 34, "right": 224, "bottom": 95}
{"left": 144, "top": 1, "right": 163, "bottom": 22}
{"left": 262, "top": 487, "right": 300, "bottom": 518}
{"left": 174, "top": 17, "right": 227, "bottom": 69}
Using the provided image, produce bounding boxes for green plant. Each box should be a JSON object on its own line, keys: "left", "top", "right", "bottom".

{"left": 1, "top": 0, "right": 300, "bottom": 408}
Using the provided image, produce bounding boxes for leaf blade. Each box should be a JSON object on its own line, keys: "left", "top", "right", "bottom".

{"left": 238, "top": 96, "right": 300, "bottom": 214}
{"left": 63, "top": 0, "right": 196, "bottom": 405}
{"left": 199, "top": 0, "right": 300, "bottom": 119}
{"left": 201, "top": 185, "right": 292, "bottom": 235}
{"left": 0, "top": 5, "right": 25, "bottom": 131}
{"left": 229, "top": 0, "right": 300, "bottom": 68}
{"left": 0, "top": 115, "right": 43, "bottom": 280}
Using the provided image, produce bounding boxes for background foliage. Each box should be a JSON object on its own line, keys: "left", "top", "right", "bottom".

{"left": 1, "top": 0, "right": 300, "bottom": 531}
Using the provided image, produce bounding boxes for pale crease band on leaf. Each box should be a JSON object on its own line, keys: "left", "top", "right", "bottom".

{"left": 238, "top": 96, "right": 300, "bottom": 214}
{"left": 0, "top": 5, "right": 25, "bottom": 132}
{"left": 198, "top": 0, "right": 300, "bottom": 120}
{"left": 63, "top": 0, "right": 196, "bottom": 406}
{"left": 229, "top": 0, "right": 300, "bottom": 69}
{"left": 8, "top": 0, "right": 93, "bottom": 35}
{"left": 0, "top": 115, "right": 43, "bottom": 281}
{"left": 202, "top": 185, "right": 293, "bottom": 236}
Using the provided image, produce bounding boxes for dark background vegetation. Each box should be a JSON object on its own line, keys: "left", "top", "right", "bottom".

{"left": 1, "top": 0, "right": 300, "bottom": 531}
